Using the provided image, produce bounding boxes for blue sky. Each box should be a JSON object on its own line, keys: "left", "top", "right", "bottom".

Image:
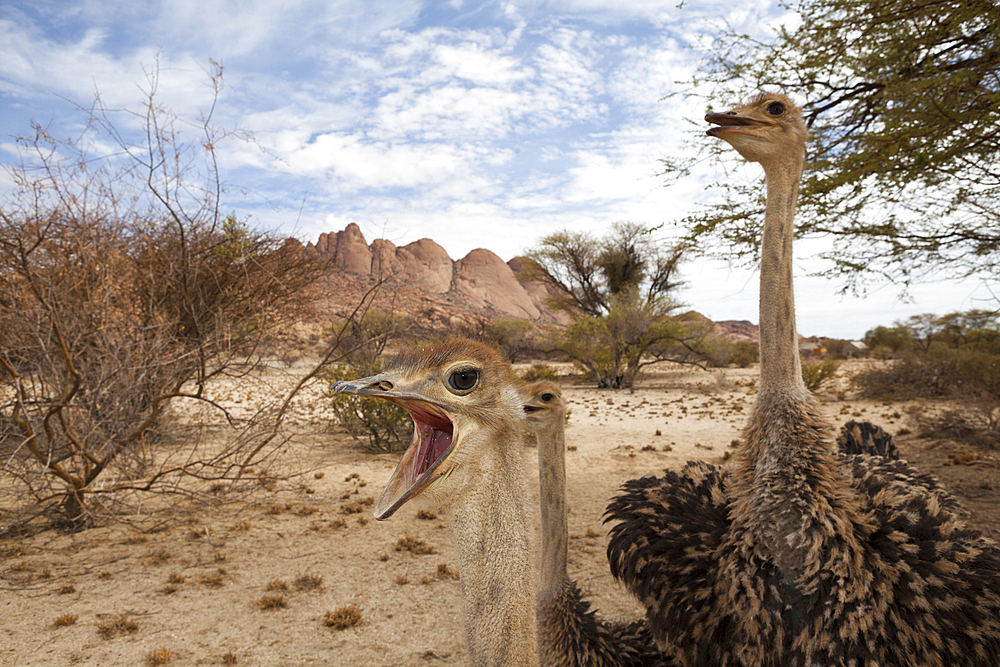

{"left": 1, "top": 0, "right": 994, "bottom": 339}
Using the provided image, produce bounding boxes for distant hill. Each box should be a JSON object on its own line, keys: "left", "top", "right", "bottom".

{"left": 296, "top": 224, "right": 758, "bottom": 341}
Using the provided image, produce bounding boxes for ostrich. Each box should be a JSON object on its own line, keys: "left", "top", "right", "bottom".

{"left": 521, "top": 380, "right": 668, "bottom": 667}
{"left": 604, "top": 93, "right": 1000, "bottom": 666}
{"left": 330, "top": 338, "right": 538, "bottom": 666}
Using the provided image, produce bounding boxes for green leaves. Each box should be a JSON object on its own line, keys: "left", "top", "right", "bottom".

{"left": 673, "top": 0, "right": 1000, "bottom": 289}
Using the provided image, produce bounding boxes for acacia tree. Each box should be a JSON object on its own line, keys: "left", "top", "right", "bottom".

{"left": 667, "top": 0, "right": 999, "bottom": 291}
{"left": 0, "top": 64, "right": 331, "bottom": 530}
{"left": 525, "top": 222, "right": 705, "bottom": 388}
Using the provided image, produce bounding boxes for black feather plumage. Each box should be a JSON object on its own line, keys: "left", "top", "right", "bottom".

{"left": 606, "top": 452, "right": 1000, "bottom": 666}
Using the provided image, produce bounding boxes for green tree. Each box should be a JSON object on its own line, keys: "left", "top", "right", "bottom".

{"left": 525, "top": 221, "right": 687, "bottom": 317}
{"left": 668, "top": 0, "right": 1000, "bottom": 290}
{"left": 526, "top": 223, "right": 704, "bottom": 388}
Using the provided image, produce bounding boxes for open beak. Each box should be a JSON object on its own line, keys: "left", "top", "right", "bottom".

{"left": 705, "top": 111, "right": 772, "bottom": 138}
{"left": 330, "top": 374, "right": 461, "bottom": 520}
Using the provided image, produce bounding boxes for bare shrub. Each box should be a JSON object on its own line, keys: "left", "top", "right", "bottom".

{"left": 0, "top": 64, "right": 331, "bottom": 532}
{"left": 324, "top": 606, "right": 362, "bottom": 630}
{"left": 97, "top": 614, "right": 139, "bottom": 639}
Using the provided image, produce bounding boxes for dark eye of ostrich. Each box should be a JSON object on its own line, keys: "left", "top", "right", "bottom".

{"left": 448, "top": 368, "right": 479, "bottom": 394}
{"left": 541, "top": 393, "right": 554, "bottom": 402}
{"left": 766, "top": 101, "right": 785, "bottom": 116}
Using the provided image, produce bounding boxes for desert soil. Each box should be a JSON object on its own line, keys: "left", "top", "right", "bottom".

{"left": 3, "top": 359, "right": 998, "bottom": 666}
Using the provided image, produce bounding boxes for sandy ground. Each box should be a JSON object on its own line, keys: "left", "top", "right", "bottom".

{"left": 3, "top": 360, "right": 998, "bottom": 666}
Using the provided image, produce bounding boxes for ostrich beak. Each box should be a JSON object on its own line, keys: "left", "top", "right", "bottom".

{"left": 705, "top": 111, "right": 773, "bottom": 138}
{"left": 330, "top": 374, "right": 462, "bottom": 520}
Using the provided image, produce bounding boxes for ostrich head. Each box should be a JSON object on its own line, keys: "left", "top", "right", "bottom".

{"left": 705, "top": 92, "right": 807, "bottom": 165}
{"left": 330, "top": 338, "right": 523, "bottom": 520}
{"left": 521, "top": 380, "right": 566, "bottom": 430}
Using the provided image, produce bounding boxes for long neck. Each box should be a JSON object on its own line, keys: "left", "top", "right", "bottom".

{"left": 536, "top": 419, "right": 568, "bottom": 604}
{"left": 756, "top": 153, "right": 806, "bottom": 395}
{"left": 449, "top": 427, "right": 539, "bottom": 667}
{"left": 737, "top": 149, "right": 867, "bottom": 578}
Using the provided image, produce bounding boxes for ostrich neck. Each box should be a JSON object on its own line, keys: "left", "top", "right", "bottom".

{"left": 536, "top": 421, "right": 568, "bottom": 604}
{"left": 757, "top": 155, "right": 806, "bottom": 395}
{"left": 449, "top": 435, "right": 539, "bottom": 667}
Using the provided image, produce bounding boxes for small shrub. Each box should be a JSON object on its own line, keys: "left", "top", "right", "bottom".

{"left": 255, "top": 594, "right": 288, "bottom": 610}
{"left": 324, "top": 364, "right": 411, "bottom": 453}
{"left": 58, "top": 584, "right": 76, "bottom": 595}
{"left": 436, "top": 563, "right": 459, "bottom": 580}
{"left": 324, "top": 606, "right": 362, "bottom": 630}
{"left": 54, "top": 614, "right": 78, "bottom": 627}
{"left": 294, "top": 574, "right": 324, "bottom": 591}
{"left": 222, "top": 651, "right": 238, "bottom": 665}
{"left": 146, "top": 648, "right": 172, "bottom": 665}
{"left": 801, "top": 358, "right": 841, "bottom": 392}
{"left": 97, "top": 614, "right": 139, "bottom": 639}
{"left": 395, "top": 536, "right": 436, "bottom": 555}
{"left": 518, "top": 364, "right": 560, "bottom": 382}
{"left": 265, "top": 579, "right": 288, "bottom": 592}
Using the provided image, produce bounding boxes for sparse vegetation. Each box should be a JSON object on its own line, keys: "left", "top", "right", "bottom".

{"left": 0, "top": 67, "right": 330, "bottom": 532}
{"left": 518, "top": 364, "right": 561, "bottom": 382}
{"left": 294, "top": 574, "right": 324, "bottom": 591}
{"left": 853, "top": 311, "right": 1000, "bottom": 444}
{"left": 97, "top": 614, "right": 139, "bottom": 639}
{"left": 146, "top": 648, "right": 172, "bottom": 665}
{"left": 54, "top": 614, "right": 78, "bottom": 627}
{"left": 801, "top": 358, "right": 841, "bottom": 392}
{"left": 324, "top": 606, "right": 362, "bottom": 630}
{"left": 395, "top": 536, "right": 437, "bottom": 555}
{"left": 255, "top": 594, "right": 288, "bottom": 610}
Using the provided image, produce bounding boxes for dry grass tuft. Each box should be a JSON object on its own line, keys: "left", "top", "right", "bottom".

{"left": 294, "top": 573, "right": 324, "bottom": 591}
{"left": 395, "top": 536, "right": 436, "bottom": 555}
{"left": 255, "top": 593, "right": 288, "bottom": 610}
{"left": 416, "top": 509, "right": 437, "bottom": 520}
{"left": 324, "top": 606, "right": 362, "bottom": 630}
{"left": 97, "top": 614, "right": 139, "bottom": 639}
{"left": 222, "top": 650, "right": 239, "bottom": 665}
{"left": 146, "top": 647, "right": 172, "bottom": 665}
{"left": 265, "top": 579, "right": 289, "bottom": 592}
{"left": 53, "top": 613, "right": 78, "bottom": 627}
{"left": 58, "top": 583, "right": 76, "bottom": 595}
{"left": 436, "top": 563, "right": 459, "bottom": 580}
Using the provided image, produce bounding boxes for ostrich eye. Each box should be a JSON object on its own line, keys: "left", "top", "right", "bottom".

{"left": 766, "top": 101, "right": 785, "bottom": 116}
{"left": 541, "top": 393, "right": 554, "bottom": 402}
{"left": 448, "top": 368, "right": 479, "bottom": 393}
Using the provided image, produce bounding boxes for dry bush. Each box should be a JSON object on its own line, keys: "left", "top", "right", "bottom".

{"left": 0, "top": 64, "right": 330, "bottom": 533}
{"left": 146, "top": 648, "right": 172, "bottom": 665}
{"left": 254, "top": 594, "right": 288, "bottom": 610}
{"left": 395, "top": 536, "right": 437, "bottom": 555}
{"left": 324, "top": 606, "right": 362, "bottom": 630}
{"left": 855, "top": 348, "right": 1000, "bottom": 444}
{"left": 97, "top": 614, "right": 139, "bottom": 639}
{"left": 293, "top": 574, "right": 324, "bottom": 591}
{"left": 53, "top": 614, "right": 78, "bottom": 627}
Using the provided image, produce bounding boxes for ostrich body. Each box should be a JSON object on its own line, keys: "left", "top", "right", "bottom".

{"left": 605, "top": 93, "right": 1000, "bottom": 666}
{"left": 331, "top": 339, "right": 538, "bottom": 667}
{"left": 521, "top": 381, "right": 667, "bottom": 667}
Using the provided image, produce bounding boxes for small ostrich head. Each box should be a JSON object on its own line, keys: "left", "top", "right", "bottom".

{"left": 705, "top": 92, "right": 807, "bottom": 165}
{"left": 520, "top": 380, "right": 566, "bottom": 431}
{"left": 330, "top": 338, "right": 523, "bottom": 520}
